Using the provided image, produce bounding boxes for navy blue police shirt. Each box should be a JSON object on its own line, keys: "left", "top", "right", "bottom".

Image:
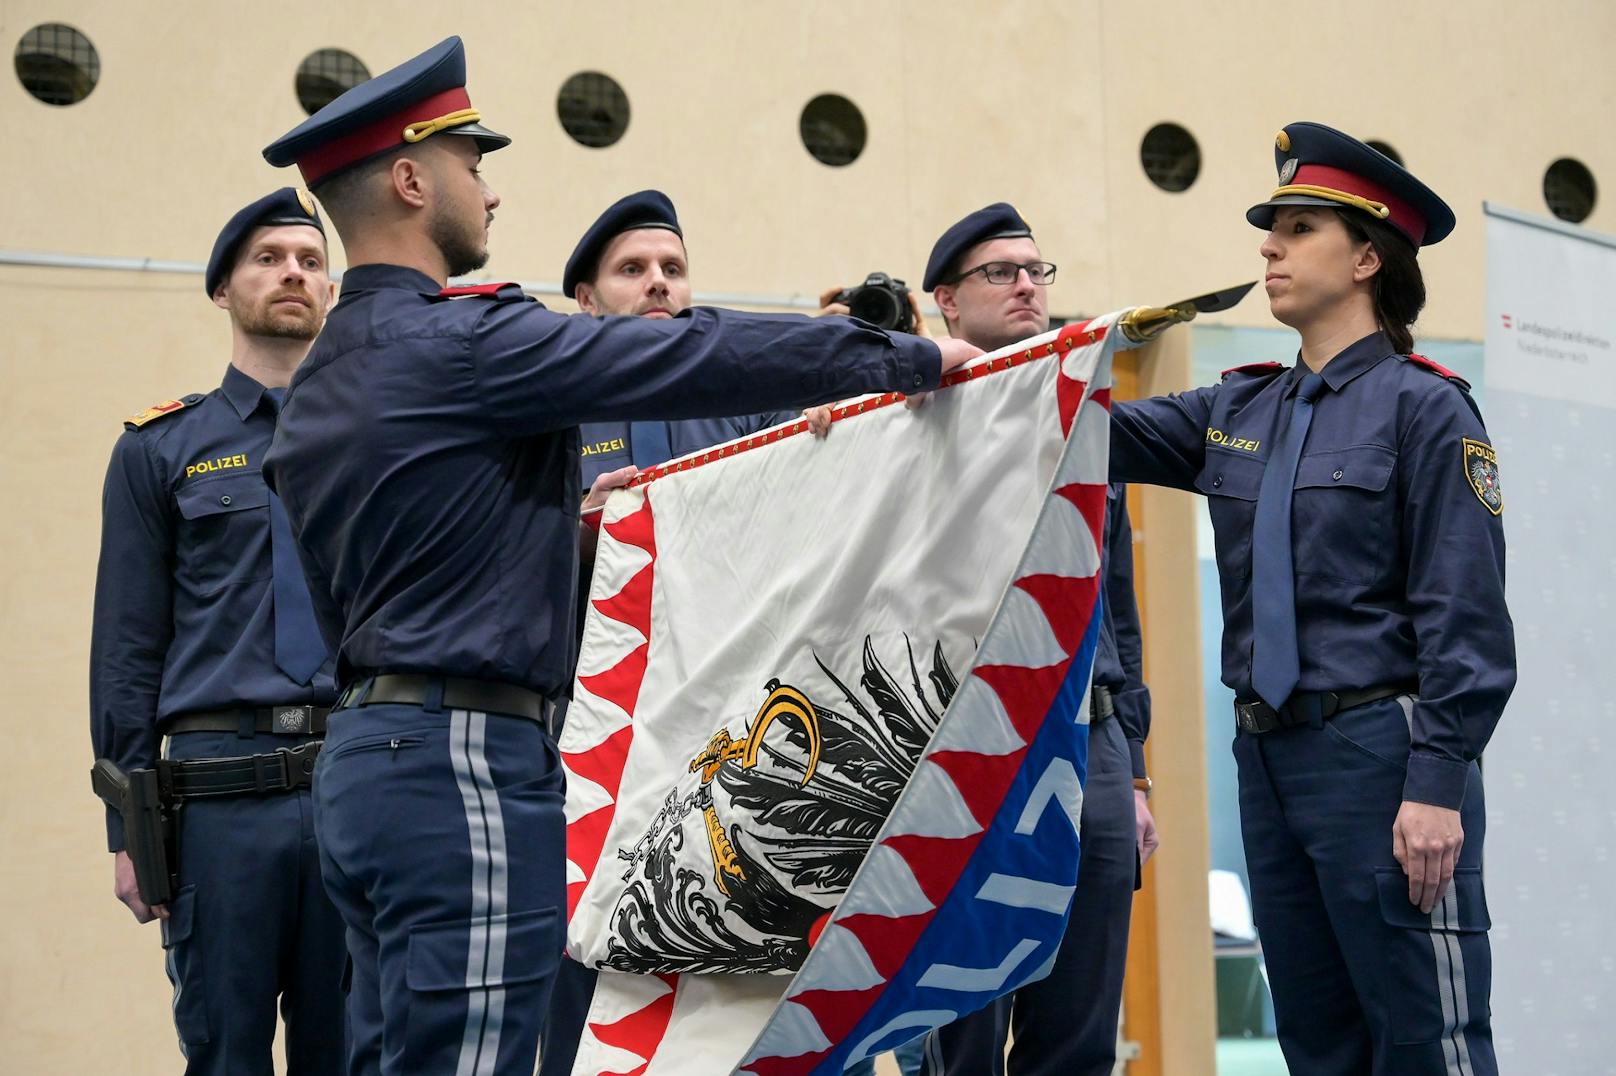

{"left": 578, "top": 414, "right": 797, "bottom": 488}
{"left": 90, "top": 364, "right": 338, "bottom": 850}
{"left": 1091, "top": 484, "right": 1151, "bottom": 780}
{"left": 1110, "top": 330, "right": 1515, "bottom": 811}
{"left": 260, "top": 265, "right": 940, "bottom": 696}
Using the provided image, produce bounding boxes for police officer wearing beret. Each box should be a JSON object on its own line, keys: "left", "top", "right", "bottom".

{"left": 1110, "top": 123, "right": 1513, "bottom": 1075}
{"left": 542, "top": 188, "right": 811, "bottom": 1076}
{"left": 900, "top": 205, "right": 1157, "bottom": 1076}
{"left": 257, "top": 36, "right": 979, "bottom": 1076}
{"left": 565, "top": 189, "right": 796, "bottom": 495}
{"left": 89, "top": 188, "right": 345, "bottom": 1073}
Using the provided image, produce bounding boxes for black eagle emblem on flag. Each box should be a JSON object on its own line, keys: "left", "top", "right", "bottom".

{"left": 602, "top": 635, "right": 959, "bottom": 974}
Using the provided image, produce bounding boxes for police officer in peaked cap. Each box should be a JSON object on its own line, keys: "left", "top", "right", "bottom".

{"left": 1109, "top": 122, "right": 1512, "bottom": 1074}
{"left": 89, "top": 188, "right": 345, "bottom": 1073}
{"left": 257, "top": 36, "right": 981, "bottom": 1076}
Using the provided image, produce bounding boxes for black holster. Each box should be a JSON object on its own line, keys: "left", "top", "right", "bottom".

{"left": 91, "top": 758, "right": 177, "bottom": 907}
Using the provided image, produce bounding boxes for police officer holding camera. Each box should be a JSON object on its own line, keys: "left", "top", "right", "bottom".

{"left": 89, "top": 189, "right": 346, "bottom": 1073}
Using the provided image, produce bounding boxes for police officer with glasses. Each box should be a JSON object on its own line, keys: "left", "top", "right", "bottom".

{"left": 827, "top": 203, "right": 1158, "bottom": 1076}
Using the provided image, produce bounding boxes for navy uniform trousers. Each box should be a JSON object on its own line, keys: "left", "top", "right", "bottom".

{"left": 918, "top": 714, "right": 1137, "bottom": 1076}
{"left": 313, "top": 700, "right": 565, "bottom": 1076}
{"left": 161, "top": 731, "right": 346, "bottom": 1074}
{"left": 1235, "top": 696, "right": 1494, "bottom": 1076}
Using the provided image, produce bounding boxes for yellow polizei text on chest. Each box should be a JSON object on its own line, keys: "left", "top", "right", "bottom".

{"left": 1205, "top": 428, "right": 1262, "bottom": 453}
{"left": 581, "top": 438, "right": 627, "bottom": 457}
{"left": 185, "top": 453, "right": 250, "bottom": 478}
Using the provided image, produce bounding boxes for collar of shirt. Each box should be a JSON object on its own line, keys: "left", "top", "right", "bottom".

{"left": 1283, "top": 329, "right": 1395, "bottom": 398}
{"left": 337, "top": 263, "right": 443, "bottom": 299}
{"left": 220, "top": 363, "right": 273, "bottom": 421}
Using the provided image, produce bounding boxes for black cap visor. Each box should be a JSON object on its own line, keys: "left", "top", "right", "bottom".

{"left": 442, "top": 121, "right": 511, "bottom": 155}
{"left": 1246, "top": 193, "right": 1357, "bottom": 230}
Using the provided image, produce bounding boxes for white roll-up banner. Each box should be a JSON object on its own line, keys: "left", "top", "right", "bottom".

{"left": 1483, "top": 202, "right": 1616, "bottom": 1073}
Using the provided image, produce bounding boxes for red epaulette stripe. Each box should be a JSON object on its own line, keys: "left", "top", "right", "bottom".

{"left": 626, "top": 320, "right": 1106, "bottom": 489}
{"left": 1406, "top": 353, "right": 1467, "bottom": 382}
{"left": 439, "top": 282, "right": 523, "bottom": 298}
{"left": 1221, "top": 361, "right": 1285, "bottom": 378}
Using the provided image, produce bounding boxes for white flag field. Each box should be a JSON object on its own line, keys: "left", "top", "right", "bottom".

{"left": 559, "top": 314, "right": 1127, "bottom": 1075}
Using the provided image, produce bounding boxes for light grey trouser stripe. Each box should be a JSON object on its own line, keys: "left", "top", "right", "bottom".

{"left": 466, "top": 711, "right": 510, "bottom": 1075}
{"left": 165, "top": 946, "right": 188, "bottom": 1060}
{"left": 451, "top": 710, "right": 509, "bottom": 1076}
{"left": 1429, "top": 884, "right": 1475, "bottom": 1076}
{"left": 1396, "top": 693, "right": 1419, "bottom": 732}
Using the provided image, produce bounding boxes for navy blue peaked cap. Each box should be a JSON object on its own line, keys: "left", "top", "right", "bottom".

{"left": 1246, "top": 122, "right": 1455, "bottom": 247}
{"left": 262, "top": 36, "right": 509, "bottom": 187}
{"left": 563, "top": 190, "right": 684, "bottom": 299}
{"left": 923, "top": 202, "right": 1034, "bottom": 291}
{"left": 205, "top": 187, "right": 325, "bottom": 298}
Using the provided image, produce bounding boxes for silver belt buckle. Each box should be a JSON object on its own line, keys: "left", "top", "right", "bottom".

{"left": 272, "top": 705, "right": 311, "bottom": 734}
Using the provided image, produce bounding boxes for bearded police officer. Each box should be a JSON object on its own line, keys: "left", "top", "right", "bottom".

{"left": 257, "top": 36, "right": 978, "bottom": 1076}
{"left": 89, "top": 188, "right": 346, "bottom": 1073}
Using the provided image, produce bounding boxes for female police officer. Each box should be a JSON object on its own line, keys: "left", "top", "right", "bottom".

{"left": 1111, "top": 122, "right": 1512, "bottom": 1075}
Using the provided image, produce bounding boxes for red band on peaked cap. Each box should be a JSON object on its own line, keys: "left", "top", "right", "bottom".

{"left": 296, "top": 87, "right": 472, "bottom": 186}
{"left": 1291, "top": 163, "right": 1427, "bottom": 247}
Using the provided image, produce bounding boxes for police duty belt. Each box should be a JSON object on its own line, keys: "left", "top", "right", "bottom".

{"left": 153, "top": 740, "right": 322, "bottom": 799}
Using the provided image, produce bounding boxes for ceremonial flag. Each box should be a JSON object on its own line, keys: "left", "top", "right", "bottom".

{"left": 561, "top": 314, "right": 1122, "bottom": 1075}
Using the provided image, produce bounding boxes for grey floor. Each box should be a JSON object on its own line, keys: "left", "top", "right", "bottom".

{"left": 1216, "top": 1037, "right": 1288, "bottom": 1075}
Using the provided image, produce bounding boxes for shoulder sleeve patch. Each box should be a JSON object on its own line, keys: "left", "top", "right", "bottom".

{"left": 1220, "top": 361, "right": 1286, "bottom": 381}
{"left": 124, "top": 395, "right": 200, "bottom": 429}
{"left": 1462, "top": 437, "right": 1503, "bottom": 515}
{"left": 1405, "top": 353, "right": 1472, "bottom": 390}
{"left": 438, "top": 282, "right": 531, "bottom": 302}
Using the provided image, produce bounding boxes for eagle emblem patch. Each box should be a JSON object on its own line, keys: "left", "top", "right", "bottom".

{"left": 1463, "top": 438, "right": 1503, "bottom": 515}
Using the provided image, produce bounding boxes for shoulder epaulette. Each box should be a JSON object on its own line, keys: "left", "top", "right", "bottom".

{"left": 1220, "top": 361, "right": 1286, "bottom": 381}
{"left": 437, "top": 282, "right": 531, "bottom": 302}
{"left": 1402, "top": 353, "right": 1472, "bottom": 390}
{"left": 124, "top": 393, "right": 205, "bottom": 430}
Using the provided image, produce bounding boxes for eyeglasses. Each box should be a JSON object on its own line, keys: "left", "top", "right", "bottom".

{"left": 952, "top": 260, "right": 1057, "bottom": 286}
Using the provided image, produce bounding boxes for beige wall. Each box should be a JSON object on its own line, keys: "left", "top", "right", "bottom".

{"left": 3, "top": 1, "right": 1613, "bottom": 1071}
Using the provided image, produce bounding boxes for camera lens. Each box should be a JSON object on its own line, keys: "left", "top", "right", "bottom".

{"left": 848, "top": 287, "right": 902, "bottom": 330}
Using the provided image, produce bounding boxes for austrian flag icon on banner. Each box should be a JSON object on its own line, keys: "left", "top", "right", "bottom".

{"left": 559, "top": 314, "right": 1126, "bottom": 1075}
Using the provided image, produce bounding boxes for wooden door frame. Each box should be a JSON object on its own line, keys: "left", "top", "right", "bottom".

{"left": 1112, "top": 336, "right": 1217, "bottom": 1075}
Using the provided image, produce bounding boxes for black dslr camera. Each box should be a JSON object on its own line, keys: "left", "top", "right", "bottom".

{"left": 835, "top": 272, "right": 915, "bottom": 334}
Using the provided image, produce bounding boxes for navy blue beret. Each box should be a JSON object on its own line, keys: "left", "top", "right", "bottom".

{"left": 262, "top": 36, "right": 509, "bottom": 187}
{"left": 923, "top": 203, "right": 1034, "bottom": 291}
{"left": 1246, "top": 121, "right": 1454, "bottom": 247}
{"left": 563, "top": 190, "right": 684, "bottom": 299}
{"left": 205, "top": 187, "right": 326, "bottom": 298}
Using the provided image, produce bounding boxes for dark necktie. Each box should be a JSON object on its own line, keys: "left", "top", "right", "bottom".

{"left": 1250, "top": 371, "right": 1326, "bottom": 710}
{"left": 630, "top": 420, "right": 673, "bottom": 470}
{"left": 264, "top": 388, "right": 328, "bottom": 685}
